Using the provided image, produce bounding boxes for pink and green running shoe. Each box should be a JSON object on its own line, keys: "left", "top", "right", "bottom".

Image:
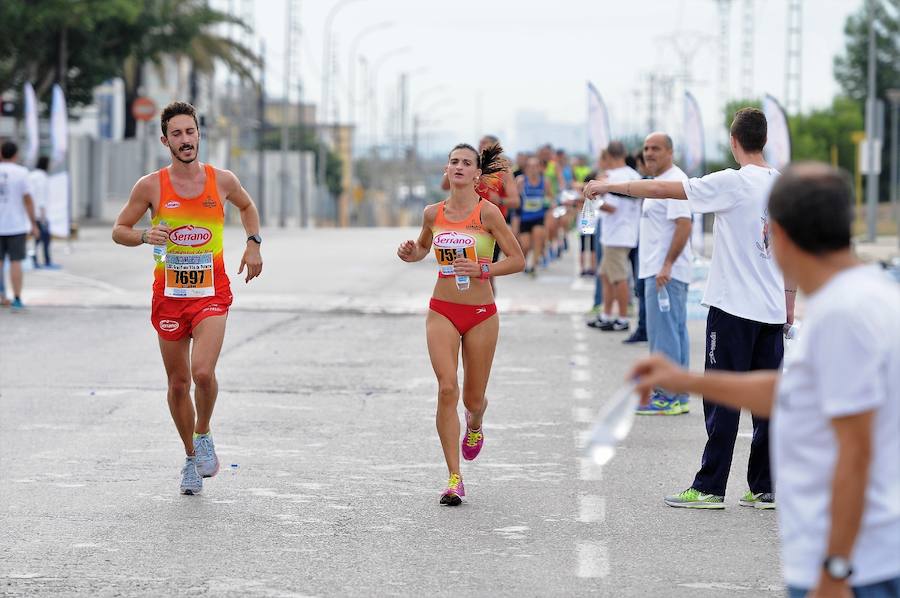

{"left": 439, "top": 473, "right": 465, "bottom": 506}
{"left": 462, "top": 411, "right": 484, "bottom": 461}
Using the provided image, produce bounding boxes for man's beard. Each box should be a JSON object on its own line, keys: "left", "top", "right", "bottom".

{"left": 170, "top": 141, "right": 198, "bottom": 164}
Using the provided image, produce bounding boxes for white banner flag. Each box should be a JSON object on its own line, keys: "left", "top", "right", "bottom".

{"left": 47, "top": 172, "right": 70, "bottom": 238}
{"left": 23, "top": 83, "right": 39, "bottom": 168}
{"left": 587, "top": 82, "right": 611, "bottom": 160}
{"left": 762, "top": 94, "right": 791, "bottom": 170}
{"left": 682, "top": 91, "right": 705, "bottom": 177}
{"left": 50, "top": 84, "right": 68, "bottom": 167}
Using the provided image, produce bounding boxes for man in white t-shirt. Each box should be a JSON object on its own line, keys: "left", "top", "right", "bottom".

{"left": 587, "top": 141, "right": 642, "bottom": 332}
{"left": 28, "top": 155, "right": 55, "bottom": 268}
{"left": 634, "top": 133, "right": 693, "bottom": 416}
{"left": 0, "top": 141, "right": 38, "bottom": 310}
{"left": 630, "top": 163, "right": 900, "bottom": 598}
{"left": 586, "top": 108, "right": 795, "bottom": 509}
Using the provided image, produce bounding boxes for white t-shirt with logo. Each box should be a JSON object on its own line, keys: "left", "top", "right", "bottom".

{"left": 638, "top": 164, "right": 692, "bottom": 282}
{"left": 600, "top": 166, "right": 642, "bottom": 248}
{"left": 774, "top": 265, "right": 900, "bottom": 588}
{"left": 682, "top": 164, "right": 786, "bottom": 324}
{"left": 0, "top": 162, "right": 33, "bottom": 236}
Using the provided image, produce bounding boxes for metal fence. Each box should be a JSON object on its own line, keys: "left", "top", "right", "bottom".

{"left": 68, "top": 134, "right": 322, "bottom": 228}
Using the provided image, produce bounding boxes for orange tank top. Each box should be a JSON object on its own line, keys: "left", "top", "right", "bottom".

{"left": 152, "top": 164, "right": 230, "bottom": 298}
{"left": 431, "top": 200, "right": 496, "bottom": 278}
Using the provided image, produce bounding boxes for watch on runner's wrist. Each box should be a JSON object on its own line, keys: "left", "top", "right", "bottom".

{"left": 480, "top": 263, "right": 491, "bottom": 280}
{"left": 247, "top": 234, "right": 262, "bottom": 245}
{"left": 823, "top": 556, "right": 853, "bottom": 580}
{"left": 141, "top": 229, "right": 149, "bottom": 244}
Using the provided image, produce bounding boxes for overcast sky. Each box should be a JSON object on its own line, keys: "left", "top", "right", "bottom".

{"left": 233, "top": 0, "right": 863, "bottom": 154}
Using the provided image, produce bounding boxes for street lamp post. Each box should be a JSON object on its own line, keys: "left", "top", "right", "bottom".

{"left": 864, "top": 0, "right": 879, "bottom": 242}
{"left": 347, "top": 21, "right": 393, "bottom": 129}
{"left": 369, "top": 47, "right": 412, "bottom": 154}
{"left": 887, "top": 88, "right": 900, "bottom": 247}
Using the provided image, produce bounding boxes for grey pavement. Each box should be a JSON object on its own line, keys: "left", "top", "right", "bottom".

{"left": 2, "top": 227, "right": 780, "bottom": 597}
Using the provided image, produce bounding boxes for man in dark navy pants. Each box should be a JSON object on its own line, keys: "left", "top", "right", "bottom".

{"left": 585, "top": 108, "right": 795, "bottom": 509}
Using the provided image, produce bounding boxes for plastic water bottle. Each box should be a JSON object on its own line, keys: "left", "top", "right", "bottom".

{"left": 230, "top": 463, "right": 239, "bottom": 480}
{"left": 657, "top": 285, "right": 670, "bottom": 312}
{"left": 152, "top": 220, "right": 168, "bottom": 265}
{"left": 783, "top": 321, "right": 800, "bottom": 340}
{"left": 585, "top": 383, "right": 640, "bottom": 467}
{"left": 455, "top": 248, "right": 470, "bottom": 291}
{"left": 579, "top": 199, "right": 597, "bottom": 234}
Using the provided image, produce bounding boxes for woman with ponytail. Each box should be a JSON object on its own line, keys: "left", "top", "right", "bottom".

{"left": 397, "top": 142, "right": 525, "bottom": 506}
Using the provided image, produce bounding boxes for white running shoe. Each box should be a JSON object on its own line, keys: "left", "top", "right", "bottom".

{"left": 180, "top": 457, "right": 203, "bottom": 495}
{"left": 193, "top": 434, "right": 220, "bottom": 478}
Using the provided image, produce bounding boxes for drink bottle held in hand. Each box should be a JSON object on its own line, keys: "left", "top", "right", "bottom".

{"left": 579, "top": 199, "right": 598, "bottom": 234}
{"left": 153, "top": 220, "right": 168, "bottom": 265}
{"left": 585, "top": 383, "right": 640, "bottom": 467}
{"left": 455, "top": 248, "right": 470, "bottom": 291}
{"left": 657, "top": 285, "right": 670, "bottom": 312}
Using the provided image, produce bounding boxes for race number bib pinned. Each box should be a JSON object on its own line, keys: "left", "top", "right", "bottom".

{"left": 433, "top": 231, "right": 476, "bottom": 276}
{"left": 165, "top": 253, "right": 215, "bottom": 298}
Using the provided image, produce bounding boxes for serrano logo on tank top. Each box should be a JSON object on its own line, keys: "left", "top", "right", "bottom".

{"left": 165, "top": 201, "right": 181, "bottom": 209}
{"left": 433, "top": 231, "right": 475, "bottom": 248}
{"left": 169, "top": 225, "right": 212, "bottom": 247}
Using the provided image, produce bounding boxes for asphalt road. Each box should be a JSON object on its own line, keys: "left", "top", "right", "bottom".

{"left": 0, "top": 227, "right": 780, "bottom": 597}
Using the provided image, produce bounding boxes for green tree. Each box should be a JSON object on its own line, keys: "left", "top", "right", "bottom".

{"left": 0, "top": 0, "right": 258, "bottom": 134}
{"left": 120, "top": 0, "right": 259, "bottom": 137}
{"left": 833, "top": 0, "right": 900, "bottom": 102}
{"left": 833, "top": 0, "right": 898, "bottom": 201}
{"left": 790, "top": 97, "right": 864, "bottom": 175}
{"left": 0, "top": 0, "right": 142, "bottom": 107}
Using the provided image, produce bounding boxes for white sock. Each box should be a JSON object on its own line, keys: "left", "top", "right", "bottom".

{"left": 601, "top": 312, "right": 612, "bottom": 322}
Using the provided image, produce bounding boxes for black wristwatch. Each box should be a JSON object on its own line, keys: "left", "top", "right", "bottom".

{"left": 247, "top": 234, "right": 262, "bottom": 244}
{"left": 823, "top": 556, "right": 853, "bottom": 580}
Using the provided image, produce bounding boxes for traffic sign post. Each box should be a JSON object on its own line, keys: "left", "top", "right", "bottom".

{"left": 132, "top": 97, "right": 157, "bottom": 122}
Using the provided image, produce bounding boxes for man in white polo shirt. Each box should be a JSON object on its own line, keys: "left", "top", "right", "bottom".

{"left": 629, "top": 163, "right": 900, "bottom": 598}
{"left": 634, "top": 132, "right": 693, "bottom": 416}
{"left": 0, "top": 141, "right": 38, "bottom": 310}
{"left": 585, "top": 108, "right": 794, "bottom": 509}
{"left": 587, "top": 141, "right": 642, "bottom": 332}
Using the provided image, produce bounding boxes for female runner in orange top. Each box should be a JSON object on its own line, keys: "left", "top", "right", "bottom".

{"left": 398, "top": 143, "right": 525, "bottom": 506}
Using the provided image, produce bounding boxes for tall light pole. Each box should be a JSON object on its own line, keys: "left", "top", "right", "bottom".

{"left": 318, "top": 0, "right": 362, "bottom": 224}
{"left": 348, "top": 21, "right": 393, "bottom": 128}
{"left": 369, "top": 46, "right": 412, "bottom": 154}
{"left": 864, "top": 0, "right": 879, "bottom": 242}
{"left": 887, "top": 88, "right": 900, "bottom": 247}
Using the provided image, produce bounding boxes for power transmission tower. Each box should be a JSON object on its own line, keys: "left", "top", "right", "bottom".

{"left": 715, "top": 0, "right": 733, "bottom": 113}
{"left": 741, "top": 0, "right": 755, "bottom": 99}
{"left": 785, "top": 0, "right": 803, "bottom": 114}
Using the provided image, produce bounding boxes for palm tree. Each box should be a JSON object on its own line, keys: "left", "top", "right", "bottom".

{"left": 122, "top": 0, "right": 259, "bottom": 137}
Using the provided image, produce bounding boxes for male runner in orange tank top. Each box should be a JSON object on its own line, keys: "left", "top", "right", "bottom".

{"left": 112, "top": 101, "right": 263, "bottom": 495}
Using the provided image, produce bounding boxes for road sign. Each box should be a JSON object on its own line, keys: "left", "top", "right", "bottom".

{"left": 131, "top": 97, "right": 157, "bottom": 121}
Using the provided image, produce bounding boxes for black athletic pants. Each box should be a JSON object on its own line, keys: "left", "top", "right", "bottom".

{"left": 691, "top": 306, "right": 784, "bottom": 496}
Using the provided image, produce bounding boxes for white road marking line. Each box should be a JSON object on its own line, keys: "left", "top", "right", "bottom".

{"left": 578, "top": 457, "right": 602, "bottom": 481}
{"left": 571, "top": 354, "right": 589, "bottom": 367}
{"left": 578, "top": 495, "right": 607, "bottom": 524}
{"left": 572, "top": 407, "right": 594, "bottom": 424}
{"left": 576, "top": 542, "right": 610, "bottom": 578}
{"left": 572, "top": 369, "right": 591, "bottom": 383}
{"left": 574, "top": 342, "right": 588, "bottom": 353}
{"left": 573, "top": 388, "right": 591, "bottom": 401}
